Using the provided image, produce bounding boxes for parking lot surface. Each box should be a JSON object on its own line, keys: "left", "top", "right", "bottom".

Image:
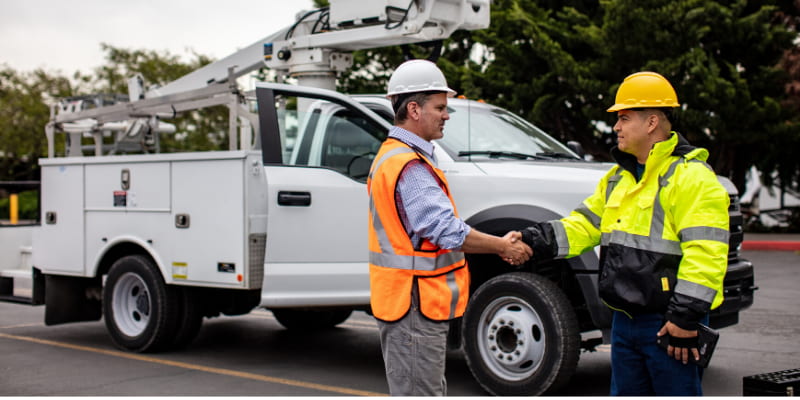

{"left": 1, "top": 249, "right": 798, "bottom": 396}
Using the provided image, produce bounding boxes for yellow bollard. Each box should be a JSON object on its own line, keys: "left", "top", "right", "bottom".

{"left": 10, "top": 193, "right": 18, "bottom": 225}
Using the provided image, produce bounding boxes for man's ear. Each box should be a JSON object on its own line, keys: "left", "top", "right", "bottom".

{"left": 647, "top": 113, "right": 659, "bottom": 133}
{"left": 406, "top": 101, "right": 420, "bottom": 121}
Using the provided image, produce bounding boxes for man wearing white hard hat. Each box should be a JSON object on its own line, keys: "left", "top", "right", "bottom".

{"left": 366, "top": 59, "right": 532, "bottom": 396}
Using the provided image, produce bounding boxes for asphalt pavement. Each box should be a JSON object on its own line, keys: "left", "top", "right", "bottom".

{"left": 0, "top": 242, "right": 797, "bottom": 396}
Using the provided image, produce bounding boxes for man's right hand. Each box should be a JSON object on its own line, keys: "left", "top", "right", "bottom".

{"left": 499, "top": 231, "right": 533, "bottom": 266}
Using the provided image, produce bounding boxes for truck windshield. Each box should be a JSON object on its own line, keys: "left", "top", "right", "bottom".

{"left": 439, "top": 102, "right": 580, "bottom": 160}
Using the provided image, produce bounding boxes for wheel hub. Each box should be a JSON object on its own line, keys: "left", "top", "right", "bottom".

{"left": 112, "top": 272, "right": 151, "bottom": 337}
{"left": 488, "top": 316, "right": 527, "bottom": 364}
{"left": 135, "top": 290, "right": 150, "bottom": 316}
{"left": 496, "top": 324, "right": 520, "bottom": 352}
{"left": 479, "top": 297, "right": 547, "bottom": 381}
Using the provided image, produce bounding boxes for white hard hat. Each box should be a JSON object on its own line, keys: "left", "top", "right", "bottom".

{"left": 386, "top": 59, "right": 456, "bottom": 97}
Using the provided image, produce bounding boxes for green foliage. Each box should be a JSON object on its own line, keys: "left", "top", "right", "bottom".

{"left": 0, "top": 44, "right": 229, "bottom": 182}
{"left": 444, "top": 0, "right": 608, "bottom": 155}
{"left": 0, "top": 67, "right": 77, "bottom": 181}
{"left": 335, "top": 0, "right": 800, "bottom": 193}
{"left": 598, "top": 0, "right": 798, "bottom": 190}
{"left": 0, "top": 190, "right": 39, "bottom": 222}
{"left": 88, "top": 43, "right": 214, "bottom": 94}
{"left": 85, "top": 44, "right": 230, "bottom": 154}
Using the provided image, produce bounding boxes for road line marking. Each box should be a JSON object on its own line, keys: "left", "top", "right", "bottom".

{"left": 0, "top": 323, "right": 42, "bottom": 329}
{"left": 0, "top": 332, "right": 386, "bottom": 397}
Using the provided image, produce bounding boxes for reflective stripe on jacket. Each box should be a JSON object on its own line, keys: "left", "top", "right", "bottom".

{"left": 538, "top": 133, "right": 729, "bottom": 329}
{"left": 367, "top": 138, "right": 469, "bottom": 322}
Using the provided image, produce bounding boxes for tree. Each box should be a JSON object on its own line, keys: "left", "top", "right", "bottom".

{"left": 0, "top": 67, "right": 75, "bottom": 181}
{"left": 0, "top": 44, "right": 227, "bottom": 184}
{"left": 598, "top": 0, "right": 799, "bottom": 192}
{"left": 771, "top": 0, "right": 800, "bottom": 195}
{"left": 332, "top": 0, "right": 800, "bottom": 193}
{"left": 440, "top": 0, "right": 609, "bottom": 158}
{"left": 3, "top": 1, "right": 799, "bottom": 195}
{"left": 83, "top": 44, "right": 229, "bottom": 154}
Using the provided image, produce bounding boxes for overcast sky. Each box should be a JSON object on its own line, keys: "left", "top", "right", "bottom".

{"left": 0, "top": 0, "right": 311, "bottom": 75}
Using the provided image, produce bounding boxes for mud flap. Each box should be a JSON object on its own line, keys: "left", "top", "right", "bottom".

{"left": 44, "top": 275, "right": 102, "bottom": 325}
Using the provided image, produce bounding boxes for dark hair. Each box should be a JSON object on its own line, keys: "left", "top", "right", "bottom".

{"left": 391, "top": 91, "right": 442, "bottom": 124}
{"left": 631, "top": 107, "right": 674, "bottom": 123}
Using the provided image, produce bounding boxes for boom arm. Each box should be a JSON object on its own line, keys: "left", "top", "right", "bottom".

{"left": 151, "top": 0, "right": 489, "bottom": 95}
{"left": 47, "top": 0, "right": 489, "bottom": 158}
{"left": 266, "top": 0, "right": 489, "bottom": 89}
{"left": 148, "top": 29, "right": 287, "bottom": 97}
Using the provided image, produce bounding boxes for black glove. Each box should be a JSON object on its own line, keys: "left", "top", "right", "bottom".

{"left": 520, "top": 222, "right": 558, "bottom": 262}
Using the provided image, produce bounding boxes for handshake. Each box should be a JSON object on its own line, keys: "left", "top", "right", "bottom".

{"left": 461, "top": 228, "right": 533, "bottom": 265}
{"left": 498, "top": 231, "right": 532, "bottom": 266}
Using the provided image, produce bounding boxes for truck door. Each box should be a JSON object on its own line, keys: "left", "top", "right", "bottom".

{"left": 254, "top": 84, "right": 390, "bottom": 306}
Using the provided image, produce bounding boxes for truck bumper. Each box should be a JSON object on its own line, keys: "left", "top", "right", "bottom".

{"left": 710, "top": 257, "right": 756, "bottom": 329}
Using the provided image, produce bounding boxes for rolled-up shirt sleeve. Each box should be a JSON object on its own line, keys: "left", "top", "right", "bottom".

{"left": 397, "top": 160, "right": 471, "bottom": 250}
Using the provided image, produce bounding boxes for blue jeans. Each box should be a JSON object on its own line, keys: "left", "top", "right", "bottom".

{"left": 610, "top": 311, "right": 704, "bottom": 396}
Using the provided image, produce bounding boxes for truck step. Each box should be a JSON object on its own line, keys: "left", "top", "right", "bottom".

{"left": 0, "top": 269, "right": 35, "bottom": 304}
{"left": 0, "top": 294, "right": 35, "bottom": 304}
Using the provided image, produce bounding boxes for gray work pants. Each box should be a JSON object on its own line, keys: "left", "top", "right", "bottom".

{"left": 376, "top": 283, "right": 450, "bottom": 396}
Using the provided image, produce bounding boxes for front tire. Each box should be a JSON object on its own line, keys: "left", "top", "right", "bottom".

{"left": 103, "top": 255, "right": 178, "bottom": 352}
{"left": 462, "top": 272, "right": 580, "bottom": 395}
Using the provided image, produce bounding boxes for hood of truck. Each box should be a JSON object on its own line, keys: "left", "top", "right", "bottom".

{"left": 468, "top": 160, "right": 613, "bottom": 181}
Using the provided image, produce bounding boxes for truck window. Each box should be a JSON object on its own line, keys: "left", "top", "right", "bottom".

{"left": 276, "top": 95, "right": 385, "bottom": 182}
{"left": 319, "top": 112, "right": 383, "bottom": 181}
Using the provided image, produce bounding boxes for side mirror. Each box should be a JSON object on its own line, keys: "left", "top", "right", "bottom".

{"left": 567, "top": 140, "right": 585, "bottom": 159}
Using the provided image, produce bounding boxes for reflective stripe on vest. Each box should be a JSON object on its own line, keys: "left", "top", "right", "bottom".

{"left": 601, "top": 157, "right": 729, "bottom": 252}
{"left": 606, "top": 167, "right": 623, "bottom": 202}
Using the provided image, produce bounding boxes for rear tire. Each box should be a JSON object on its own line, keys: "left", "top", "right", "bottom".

{"left": 462, "top": 272, "right": 580, "bottom": 395}
{"left": 103, "top": 255, "right": 179, "bottom": 352}
{"left": 171, "top": 287, "right": 204, "bottom": 349}
{"left": 272, "top": 308, "right": 352, "bottom": 330}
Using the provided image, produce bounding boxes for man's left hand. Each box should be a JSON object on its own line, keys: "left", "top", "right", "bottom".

{"left": 657, "top": 321, "right": 699, "bottom": 365}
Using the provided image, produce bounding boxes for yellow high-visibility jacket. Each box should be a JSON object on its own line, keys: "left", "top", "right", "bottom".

{"left": 522, "top": 133, "right": 729, "bottom": 330}
{"left": 367, "top": 138, "right": 470, "bottom": 322}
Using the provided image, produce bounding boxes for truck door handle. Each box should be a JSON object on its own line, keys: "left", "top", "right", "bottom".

{"left": 278, "top": 191, "right": 311, "bottom": 206}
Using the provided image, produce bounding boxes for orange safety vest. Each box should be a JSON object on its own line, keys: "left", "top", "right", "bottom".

{"left": 367, "top": 138, "right": 470, "bottom": 322}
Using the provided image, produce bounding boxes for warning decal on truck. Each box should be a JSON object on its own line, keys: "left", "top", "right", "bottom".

{"left": 113, "top": 191, "right": 127, "bottom": 207}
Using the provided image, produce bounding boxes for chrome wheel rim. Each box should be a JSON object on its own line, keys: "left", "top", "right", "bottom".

{"left": 476, "top": 295, "right": 546, "bottom": 381}
{"left": 112, "top": 272, "right": 150, "bottom": 337}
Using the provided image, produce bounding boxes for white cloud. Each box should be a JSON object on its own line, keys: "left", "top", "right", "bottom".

{"left": 0, "top": 0, "right": 312, "bottom": 74}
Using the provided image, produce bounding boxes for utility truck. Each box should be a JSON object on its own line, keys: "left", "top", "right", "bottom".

{"left": 0, "top": 0, "right": 755, "bottom": 395}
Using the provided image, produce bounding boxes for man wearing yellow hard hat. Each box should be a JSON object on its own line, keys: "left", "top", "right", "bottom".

{"left": 519, "top": 71, "right": 729, "bottom": 395}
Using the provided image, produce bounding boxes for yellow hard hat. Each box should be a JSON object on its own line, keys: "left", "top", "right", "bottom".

{"left": 607, "top": 71, "right": 680, "bottom": 112}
